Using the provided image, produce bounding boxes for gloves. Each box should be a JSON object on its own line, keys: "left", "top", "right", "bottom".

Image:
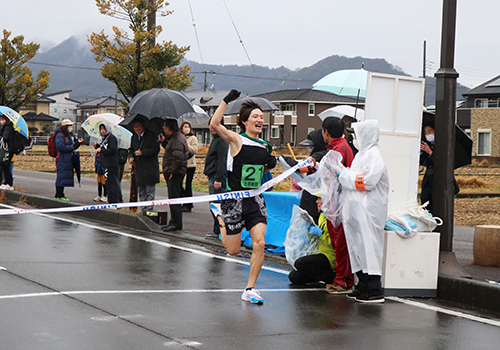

{"left": 223, "top": 89, "right": 241, "bottom": 104}
{"left": 267, "top": 155, "right": 277, "bottom": 169}
{"left": 309, "top": 225, "right": 323, "bottom": 237}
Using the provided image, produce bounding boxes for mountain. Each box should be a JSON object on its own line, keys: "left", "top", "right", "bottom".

{"left": 27, "top": 36, "right": 468, "bottom": 105}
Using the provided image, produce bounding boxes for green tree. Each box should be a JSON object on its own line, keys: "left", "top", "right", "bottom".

{"left": 89, "top": 0, "right": 193, "bottom": 103}
{"left": 0, "top": 30, "right": 50, "bottom": 110}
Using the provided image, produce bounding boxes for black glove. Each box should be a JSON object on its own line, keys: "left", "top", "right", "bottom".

{"left": 267, "top": 155, "right": 277, "bottom": 170}
{"left": 223, "top": 89, "right": 241, "bottom": 104}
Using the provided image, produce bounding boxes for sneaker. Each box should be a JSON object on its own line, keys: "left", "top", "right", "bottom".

{"left": 93, "top": 196, "right": 102, "bottom": 202}
{"left": 346, "top": 287, "right": 362, "bottom": 300}
{"left": 241, "top": 288, "right": 264, "bottom": 304}
{"left": 56, "top": 197, "right": 71, "bottom": 202}
{"left": 205, "top": 232, "right": 220, "bottom": 239}
{"left": 355, "top": 293, "right": 385, "bottom": 304}
{"left": 326, "top": 283, "right": 353, "bottom": 295}
{"left": 100, "top": 196, "right": 108, "bottom": 203}
{"left": 0, "top": 184, "right": 13, "bottom": 190}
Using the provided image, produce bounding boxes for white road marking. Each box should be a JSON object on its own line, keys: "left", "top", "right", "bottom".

{"left": 2, "top": 203, "right": 500, "bottom": 329}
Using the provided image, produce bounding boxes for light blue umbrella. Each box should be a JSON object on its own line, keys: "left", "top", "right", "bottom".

{"left": 312, "top": 69, "right": 368, "bottom": 99}
{"left": 0, "top": 106, "right": 29, "bottom": 138}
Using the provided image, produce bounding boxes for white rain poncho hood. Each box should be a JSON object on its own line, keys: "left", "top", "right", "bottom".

{"left": 338, "top": 120, "right": 389, "bottom": 275}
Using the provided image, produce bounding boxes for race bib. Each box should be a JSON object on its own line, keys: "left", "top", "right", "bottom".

{"left": 241, "top": 164, "right": 264, "bottom": 188}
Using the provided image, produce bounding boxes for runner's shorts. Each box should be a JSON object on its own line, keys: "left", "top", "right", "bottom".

{"left": 221, "top": 194, "right": 267, "bottom": 235}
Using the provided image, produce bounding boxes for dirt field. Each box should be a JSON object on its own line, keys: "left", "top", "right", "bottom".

{"left": 10, "top": 145, "right": 500, "bottom": 227}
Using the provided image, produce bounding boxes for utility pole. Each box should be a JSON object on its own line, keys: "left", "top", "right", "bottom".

{"left": 423, "top": 41, "right": 427, "bottom": 105}
{"left": 433, "top": 0, "right": 469, "bottom": 277}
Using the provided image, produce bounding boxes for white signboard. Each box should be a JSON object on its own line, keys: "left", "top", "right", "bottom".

{"left": 364, "top": 73, "right": 425, "bottom": 212}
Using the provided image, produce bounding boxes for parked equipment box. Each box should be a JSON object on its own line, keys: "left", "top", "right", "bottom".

{"left": 382, "top": 231, "right": 440, "bottom": 297}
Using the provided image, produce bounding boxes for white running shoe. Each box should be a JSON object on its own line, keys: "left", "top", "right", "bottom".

{"left": 241, "top": 288, "right": 264, "bottom": 304}
{"left": 100, "top": 196, "right": 108, "bottom": 203}
{"left": 0, "top": 184, "right": 13, "bottom": 191}
{"left": 93, "top": 196, "right": 102, "bottom": 202}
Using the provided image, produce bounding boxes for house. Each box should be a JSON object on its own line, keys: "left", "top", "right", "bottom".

{"left": 42, "top": 90, "right": 81, "bottom": 123}
{"left": 76, "top": 96, "right": 126, "bottom": 130}
{"left": 19, "top": 94, "right": 55, "bottom": 116}
{"left": 184, "top": 90, "right": 248, "bottom": 145}
{"left": 21, "top": 112, "right": 59, "bottom": 135}
{"left": 457, "top": 75, "right": 500, "bottom": 160}
{"left": 253, "top": 89, "right": 363, "bottom": 147}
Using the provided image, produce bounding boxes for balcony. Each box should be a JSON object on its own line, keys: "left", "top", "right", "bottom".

{"left": 274, "top": 111, "right": 297, "bottom": 125}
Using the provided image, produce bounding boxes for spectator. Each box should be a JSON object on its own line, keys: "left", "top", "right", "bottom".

{"left": 96, "top": 123, "right": 119, "bottom": 204}
{"left": 92, "top": 147, "right": 107, "bottom": 202}
{"left": 203, "top": 117, "right": 228, "bottom": 239}
{"left": 54, "top": 119, "right": 83, "bottom": 201}
{"left": 338, "top": 120, "right": 389, "bottom": 303}
{"left": 321, "top": 117, "right": 355, "bottom": 295}
{"left": 180, "top": 121, "right": 198, "bottom": 212}
{"left": 0, "top": 114, "right": 14, "bottom": 190}
{"left": 288, "top": 198, "right": 336, "bottom": 285}
{"left": 159, "top": 118, "right": 189, "bottom": 232}
{"left": 128, "top": 118, "right": 160, "bottom": 215}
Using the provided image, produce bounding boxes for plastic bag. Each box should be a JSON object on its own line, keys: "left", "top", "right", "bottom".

{"left": 284, "top": 205, "right": 320, "bottom": 269}
{"left": 298, "top": 150, "right": 345, "bottom": 226}
{"left": 385, "top": 215, "right": 418, "bottom": 238}
{"left": 386, "top": 202, "right": 442, "bottom": 234}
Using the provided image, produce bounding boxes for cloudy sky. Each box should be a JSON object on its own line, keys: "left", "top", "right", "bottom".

{"left": 2, "top": 0, "right": 499, "bottom": 88}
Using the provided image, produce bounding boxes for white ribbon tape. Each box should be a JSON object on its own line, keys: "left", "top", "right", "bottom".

{"left": 0, "top": 158, "right": 313, "bottom": 216}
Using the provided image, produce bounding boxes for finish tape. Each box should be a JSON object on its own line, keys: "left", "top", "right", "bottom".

{"left": 0, "top": 158, "right": 314, "bottom": 216}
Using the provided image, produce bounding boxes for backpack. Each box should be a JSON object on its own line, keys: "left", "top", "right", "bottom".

{"left": 48, "top": 132, "right": 65, "bottom": 157}
{"left": 10, "top": 131, "right": 30, "bottom": 155}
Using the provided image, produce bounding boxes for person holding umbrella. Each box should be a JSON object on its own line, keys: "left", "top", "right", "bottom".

{"left": 0, "top": 114, "right": 15, "bottom": 190}
{"left": 95, "top": 123, "right": 119, "bottom": 204}
{"left": 54, "top": 119, "right": 83, "bottom": 201}
{"left": 210, "top": 89, "right": 277, "bottom": 304}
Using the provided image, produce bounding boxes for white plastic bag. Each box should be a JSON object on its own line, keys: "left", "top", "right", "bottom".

{"left": 284, "top": 205, "right": 320, "bottom": 269}
{"left": 298, "top": 150, "right": 345, "bottom": 226}
{"left": 386, "top": 202, "right": 442, "bottom": 234}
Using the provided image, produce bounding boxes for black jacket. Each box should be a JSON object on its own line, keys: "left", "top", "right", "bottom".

{"left": 0, "top": 120, "right": 14, "bottom": 152}
{"left": 204, "top": 134, "right": 228, "bottom": 182}
{"left": 128, "top": 129, "right": 160, "bottom": 186}
{"left": 100, "top": 132, "right": 119, "bottom": 168}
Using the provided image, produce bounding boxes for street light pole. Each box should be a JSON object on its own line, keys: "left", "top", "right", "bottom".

{"left": 433, "top": 0, "right": 470, "bottom": 277}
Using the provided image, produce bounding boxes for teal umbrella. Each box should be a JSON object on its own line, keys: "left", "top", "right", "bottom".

{"left": 0, "top": 106, "right": 29, "bottom": 138}
{"left": 312, "top": 69, "right": 368, "bottom": 99}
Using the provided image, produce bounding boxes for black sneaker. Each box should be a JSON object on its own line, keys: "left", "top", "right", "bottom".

{"left": 355, "top": 292, "right": 385, "bottom": 304}
{"left": 346, "top": 288, "right": 361, "bottom": 300}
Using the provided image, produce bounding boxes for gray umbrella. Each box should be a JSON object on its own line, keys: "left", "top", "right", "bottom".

{"left": 223, "top": 96, "right": 278, "bottom": 115}
{"left": 121, "top": 88, "right": 196, "bottom": 134}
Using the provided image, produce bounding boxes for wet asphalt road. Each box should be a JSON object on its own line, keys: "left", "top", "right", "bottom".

{"left": 1, "top": 207, "right": 500, "bottom": 349}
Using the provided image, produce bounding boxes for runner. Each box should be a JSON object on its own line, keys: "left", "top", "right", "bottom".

{"left": 210, "top": 89, "right": 276, "bottom": 304}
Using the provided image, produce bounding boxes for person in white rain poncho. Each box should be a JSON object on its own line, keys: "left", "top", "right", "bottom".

{"left": 338, "top": 120, "right": 389, "bottom": 303}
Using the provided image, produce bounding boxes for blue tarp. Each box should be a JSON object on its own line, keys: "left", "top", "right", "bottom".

{"left": 241, "top": 191, "right": 302, "bottom": 252}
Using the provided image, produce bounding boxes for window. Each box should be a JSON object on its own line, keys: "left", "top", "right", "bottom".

{"left": 308, "top": 103, "right": 315, "bottom": 116}
{"left": 262, "top": 127, "right": 269, "bottom": 141}
{"left": 307, "top": 127, "right": 315, "bottom": 134}
{"left": 54, "top": 108, "right": 58, "bottom": 113}
{"left": 271, "top": 126, "right": 280, "bottom": 139}
{"left": 475, "top": 99, "right": 488, "bottom": 108}
{"left": 285, "top": 103, "right": 294, "bottom": 111}
{"left": 477, "top": 129, "right": 491, "bottom": 156}
{"left": 291, "top": 126, "right": 296, "bottom": 145}
{"left": 63, "top": 109, "right": 68, "bottom": 114}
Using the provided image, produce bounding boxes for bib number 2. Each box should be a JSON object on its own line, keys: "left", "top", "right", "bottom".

{"left": 241, "top": 164, "right": 264, "bottom": 188}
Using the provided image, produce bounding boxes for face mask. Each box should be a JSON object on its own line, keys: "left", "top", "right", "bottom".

{"left": 68, "top": 126, "right": 73, "bottom": 133}
{"left": 425, "top": 134, "right": 435, "bottom": 143}
{"left": 306, "top": 146, "right": 314, "bottom": 153}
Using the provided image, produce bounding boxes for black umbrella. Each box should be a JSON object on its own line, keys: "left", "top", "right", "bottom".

{"left": 223, "top": 97, "right": 278, "bottom": 115}
{"left": 422, "top": 111, "right": 472, "bottom": 169}
{"left": 121, "top": 88, "right": 196, "bottom": 134}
